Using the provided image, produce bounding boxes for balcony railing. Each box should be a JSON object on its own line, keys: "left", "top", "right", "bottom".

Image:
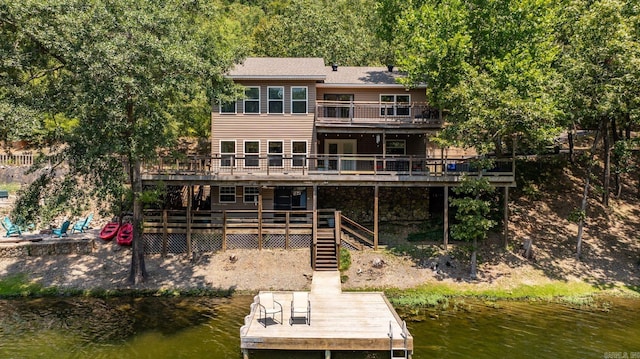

{"left": 142, "top": 154, "right": 515, "bottom": 178}
{"left": 315, "top": 101, "right": 442, "bottom": 126}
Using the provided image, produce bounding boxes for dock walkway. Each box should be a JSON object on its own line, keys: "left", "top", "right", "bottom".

{"left": 240, "top": 270, "right": 413, "bottom": 358}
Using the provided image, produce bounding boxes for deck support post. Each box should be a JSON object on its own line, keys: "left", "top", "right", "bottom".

{"left": 161, "top": 209, "right": 168, "bottom": 257}
{"left": 374, "top": 185, "right": 379, "bottom": 250}
{"left": 503, "top": 186, "right": 509, "bottom": 248}
{"left": 325, "top": 349, "right": 331, "bottom": 359}
{"left": 312, "top": 185, "right": 318, "bottom": 269}
{"left": 242, "top": 348, "right": 249, "bottom": 359}
{"left": 258, "top": 187, "right": 263, "bottom": 250}
{"left": 443, "top": 185, "right": 449, "bottom": 250}
{"left": 222, "top": 210, "right": 227, "bottom": 251}
{"left": 186, "top": 185, "right": 192, "bottom": 256}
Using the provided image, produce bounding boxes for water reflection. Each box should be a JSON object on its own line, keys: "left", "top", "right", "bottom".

{"left": 0, "top": 296, "right": 638, "bottom": 358}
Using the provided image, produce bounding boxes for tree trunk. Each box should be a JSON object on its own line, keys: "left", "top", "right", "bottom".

{"left": 568, "top": 129, "right": 574, "bottom": 164}
{"left": 576, "top": 126, "right": 601, "bottom": 260}
{"left": 128, "top": 157, "right": 147, "bottom": 284}
{"left": 611, "top": 117, "right": 621, "bottom": 198}
{"left": 470, "top": 237, "right": 478, "bottom": 279}
{"left": 602, "top": 118, "right": 610, "bottom": 206}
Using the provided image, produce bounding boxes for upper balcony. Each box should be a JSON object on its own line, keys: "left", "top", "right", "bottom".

{"left": 314, "top": 101, "right": 442, "bottom": 129}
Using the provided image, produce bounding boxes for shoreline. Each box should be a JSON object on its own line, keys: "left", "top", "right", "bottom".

{"left": 1, "top": 234, "right": 638, "bottom": 304}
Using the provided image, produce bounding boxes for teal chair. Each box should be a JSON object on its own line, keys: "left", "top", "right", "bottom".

{"left": 2, "top": 217, "right": 22, "bottom": 237}
{"left": 71, "top": 213, "right": 93, "bottom": 234}
{"left": 52, "top": 220, "right": 71, "bottom": 238}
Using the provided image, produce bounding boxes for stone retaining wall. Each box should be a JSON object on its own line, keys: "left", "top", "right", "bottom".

{"left": 0, "top": 239, "right": 94, "bottom": 258}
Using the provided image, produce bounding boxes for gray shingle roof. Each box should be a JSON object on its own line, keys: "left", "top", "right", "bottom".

{"left": 322, "top": 66, "right": 404, "bottom": 86}
{"left": 228, "top": 57, "right": 327, "bottom": 79}
{"left": 227, "top": 58, "right": 420, "bottom": 87}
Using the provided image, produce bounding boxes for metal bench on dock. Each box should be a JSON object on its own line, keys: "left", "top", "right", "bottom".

{"left": 240, "top": 271, "right": 413, "bottom": 358}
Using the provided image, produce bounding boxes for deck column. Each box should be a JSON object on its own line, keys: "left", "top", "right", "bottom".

{"left": 312, "top": 185, "right": 318, "bottom": 269}
{"left": 186, "top": 185, "right": 192, "bottom": 256}
{"left": 443, "top": 185, "right": 449, "bottom": 250}
{"left": 258, "top": 187, "right": 263, "bottom": 250}
{"left": 325, "top": 349, "right": 331, "bottom": 359}
{"left": 504, "top": 186, "right": 509, "bottom": 248}
{"left": 374, "top": 185, "right": 379, "bottom": 250}
{"left": 162, "top": 209, "right": 168, "bottom": 257}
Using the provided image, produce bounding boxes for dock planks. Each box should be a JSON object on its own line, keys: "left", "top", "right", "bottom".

{"left": 240, "top": 271, "right": 412, "bottom": 357}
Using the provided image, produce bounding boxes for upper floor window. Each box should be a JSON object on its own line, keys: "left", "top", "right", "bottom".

{"left": 244, "top": 87, "right": 260, "bottom": 114}
{"left": 291, "top": 86, "right": 308, "bottom": 114}
{"left": 380, "top": 94, "right": 410, "bottom": 116}
{"left": 292, "top": 141, "right": 307, "bottom": 167}
{"left": 268, "top": 86, "right": 284, "bottom": 114}
{"left": 385, "top": 140, "right": 406, "bottom": 155}
{"left": 244, "top": 140, "right": 260, "bottom": 167}
{"left": 268, "top": 141, "right": 283, "bottom": 167}
{"left": 220, "top": 100, "right": 236, "bottom": 114}
{"left": 220, "top": 140, "right": 235, "bottom": 167}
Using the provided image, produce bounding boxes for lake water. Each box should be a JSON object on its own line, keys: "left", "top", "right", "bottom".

{"left": 0, "top": 295, "right": 638, "bottom": 358}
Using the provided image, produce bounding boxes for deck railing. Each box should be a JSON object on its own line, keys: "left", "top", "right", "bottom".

{"left": 315, "top": 101, "right": 442, "bottom": 126}
{"left": 142, "top": 154, "right": 515, "bottom": 178}
{"left": 143, "top": 209, "right": 315, "bottom": 255}
{"left": 0, "top": 152, "right": 34, "bottom": 166}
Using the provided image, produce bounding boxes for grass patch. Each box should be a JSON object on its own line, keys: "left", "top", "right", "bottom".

{"left": 0, "top": 273, "right": 54, "bottom": 297}
{"left": 338, "top": 247, "right": 351, "bottom": 272}
{"left": 385, "top": 281, "right": 602, "bottom": 308}
{"left": 0, "top": 182, "right": 21, "bottom": 193}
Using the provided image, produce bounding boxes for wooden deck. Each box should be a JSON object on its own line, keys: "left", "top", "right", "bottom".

{"left": 240, "top": 271, "right": 413, "bottom": 358}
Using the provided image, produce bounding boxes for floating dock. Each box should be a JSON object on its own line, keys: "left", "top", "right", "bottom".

{"left": 240, "top": 271, "right": 413, "bottom": 358}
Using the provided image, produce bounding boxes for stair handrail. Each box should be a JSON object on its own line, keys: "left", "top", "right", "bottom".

{"left": 340, "top": 214, "right": 374, "bottom": 248}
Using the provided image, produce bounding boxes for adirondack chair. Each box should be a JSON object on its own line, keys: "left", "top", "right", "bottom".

{"left": 52, "top": 220, "right": 71, "bottom": 238}
{"left": 71, "top": 213, "right": 93, "bottom": 234}
{"left": 2, "top": 216, "right": 21, "bottom": 237}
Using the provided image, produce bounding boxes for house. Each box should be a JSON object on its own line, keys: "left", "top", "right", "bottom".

{"left": 141, "top": 57, "right": 515, "bottom": 270}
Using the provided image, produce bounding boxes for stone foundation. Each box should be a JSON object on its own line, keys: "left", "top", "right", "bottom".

{"left": 0, "top": 239, "right": 94, "bottom": 258}
{"left": 318, "top": 186, "right": 431, "bottom": 223}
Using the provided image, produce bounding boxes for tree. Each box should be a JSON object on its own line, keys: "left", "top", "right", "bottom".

{"left": 252, "top": 0, "right": 385, "bottom": 66}
{"left": 558, "top": 0, "right": 640, "bottom": 207}
{"left": 0, "top": 0, "right": 242, "bottom": 284}
{"left": 392, "top": 0, "right": 563, "bottom": 155}
{"left": 450, "top": 176, "right": 496, "bottom": 279}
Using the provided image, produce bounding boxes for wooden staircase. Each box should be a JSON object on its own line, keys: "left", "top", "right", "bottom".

{"left": 314, "top": 228, "right": 338, "bottom": 271}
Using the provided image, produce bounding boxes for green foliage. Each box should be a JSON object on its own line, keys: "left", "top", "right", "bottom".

{"left": 252, "top": 0, "right": 385, "bottom": 65}
{"left": 568, "top": 208, "right": 586, "bottom": 223}
{"left": 393, "top": 0, "right": 563, "bottom": 154}
{"left": 339, "top": 247, "right": 351, "bottom": 272}
{"left": 449, "top": 176, "right": 497, "bottom": 244}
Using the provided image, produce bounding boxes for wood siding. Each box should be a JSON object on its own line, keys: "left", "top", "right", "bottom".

{"left": 212, "top": 80, "right": 317, "bottom": 156}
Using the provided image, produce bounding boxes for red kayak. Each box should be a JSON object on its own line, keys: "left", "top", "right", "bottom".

{"left": 117, "top": 222, "right": 133, "bottom": 246}
{"left": 99, "top": 222, "right": 120, "bottom": 241}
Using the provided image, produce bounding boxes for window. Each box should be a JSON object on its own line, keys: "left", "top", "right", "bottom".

{"left": 219, "top": 186, "right": 236, "bottom": 203}
{"left": 380, "top": 94, "right": 410, "bottom": 116}
{"left": 268, "top": 86, "right": 284, "bottom": 114}
{"left": 291, "top": 86, "right": 308, "bottom": 114}
{"left": 292, "top": 141, "right": 307, "bottom": 167}
{"left": 385, "top": 140, "right": 406, "bottom": 155}
{"left": 268, "top": 141, "right": 283, "bottom": 167}
{"left": 244, "top": 140, "right": 260, "bottom": 167}
{"left": 244, "top": 87, "right": 260, "bottom": 114}
{"left": 220, "top": 140, "right": 235, "bottom": 167}
{"left": 220, "top": 100, "right": 236, "bottom": 114}
{"left": 244, "top": 186, "right": 259, "bottom": 204}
